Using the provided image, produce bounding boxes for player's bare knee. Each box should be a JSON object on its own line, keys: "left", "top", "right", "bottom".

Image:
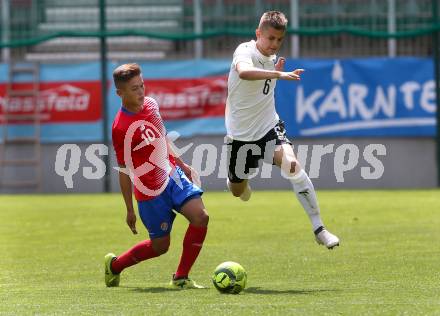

{"left": 152, "top": 238, "right": 170, "bottom": 255}
{"left": 231, "top": 183, "right": 247, "bottom": 197}
{"left": 191, "top": 210, "right": 209, "bottom": 227}
{"left": 231, "top": 189, "right": 243, "bottom": 198}
{"left": 154, "top": 244, "right": 169, "bottom": 255}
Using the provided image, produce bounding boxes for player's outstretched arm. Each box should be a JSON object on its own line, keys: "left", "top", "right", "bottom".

{"left": 292, "top": 68, "right": 305, "bottom": 77}
{"left": 275, "top": 58, "right": 305, "bottom": 80}
{"left": 236, "top": 61, "right": 304, "bottom": 81}
{"left": 278, "top": 69, "right": 303, "bottom": 80}
{"left": 118, "top": 165, "right": 137, "bottom": 235}
{"left": 236, "top": 62, "right": 281, "bottom": 80}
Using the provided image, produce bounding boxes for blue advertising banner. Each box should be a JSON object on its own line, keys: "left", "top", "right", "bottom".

{"left": 276, "top": 58, "right": 436, "bottom": 137}
{"left": 0, "top": 58, "right": 436, "bottom": 142}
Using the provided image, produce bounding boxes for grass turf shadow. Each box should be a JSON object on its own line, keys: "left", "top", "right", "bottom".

{"left": 244, "top": 287, "right": 339, "bottom": 295}
{"left": 123, "top": 286, "right": 209, "bottom": 293}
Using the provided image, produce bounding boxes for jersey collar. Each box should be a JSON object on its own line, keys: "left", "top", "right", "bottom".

{"left": 252, "top": 40, "right": 276, "bottom": 63}
{"left": 120, "top": 106, "right": 136, "bottom": 116}
{"left": 120, "top": 102, "right": 145, "bottom": 116}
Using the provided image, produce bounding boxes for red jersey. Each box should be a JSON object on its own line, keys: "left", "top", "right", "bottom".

{"left": 112, "top": 97, "right": 176, "bottom": 201}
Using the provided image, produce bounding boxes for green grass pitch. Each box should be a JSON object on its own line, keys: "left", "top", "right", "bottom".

{"left": 1, "top": 190, "right": 439, "bottom": 315}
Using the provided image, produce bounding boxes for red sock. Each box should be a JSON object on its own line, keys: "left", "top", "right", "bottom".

{"left": 111, "top": 240, "right": 158, "bottom": 274}
{"left": 174, "top": 224, "right": 207, "bottom": 279}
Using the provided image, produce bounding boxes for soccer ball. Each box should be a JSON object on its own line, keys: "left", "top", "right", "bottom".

{"left": 212, "top": 261, "right": 247, "bottom": 294}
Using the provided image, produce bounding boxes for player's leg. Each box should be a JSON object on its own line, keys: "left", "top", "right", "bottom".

{"left": 104, "top": 237, "right": 163, "bottom": 287}
{"left": 273, "top": 143, "right": 322, "bottom": 228}
{"left": 175, "top": 198, "right": 208, "bottom": 279}
{"left": 225, "top": 137, "right": 254, "bottom": 201}
{"left": 104, "top": 197, "right": 176, "bottom": 287}
{"left": 273, "top": 143, "right": 339, "bottom": 249}
{"left": 169, "top": 167, "right": 208, "bottom": 289}
{"left": 227, "top": 178, "right": 251, "bottom": 201}
{"left": 107, "top": 236, "right": 165, "bottom": 276}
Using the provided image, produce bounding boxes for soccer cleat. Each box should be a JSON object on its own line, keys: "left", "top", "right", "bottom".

{"left": 226, "top": 179, "right": 252, "bottom": 202}
{"left": 314, "top": 227, "right": 340, "bottom": 249}
{"left": 169, "top": 275, "right": 205, "bottom": 289}
{"left": 104, "top": 253, "right": 120, "bottom": 287}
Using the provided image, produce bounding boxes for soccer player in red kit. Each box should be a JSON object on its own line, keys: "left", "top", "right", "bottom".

{"left": 105, "top": 63, "right": 208, "bottom": 289}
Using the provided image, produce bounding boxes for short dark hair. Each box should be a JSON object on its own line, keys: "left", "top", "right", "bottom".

{"left": 113, "top": 63, "right": 141, "bottom": 89}
{"left": 259, "top": 11, "right": 288, "bottom": 31}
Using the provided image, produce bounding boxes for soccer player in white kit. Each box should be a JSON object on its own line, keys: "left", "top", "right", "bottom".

{"left": 225, "top": 11, "right": 339, "bottom": 249}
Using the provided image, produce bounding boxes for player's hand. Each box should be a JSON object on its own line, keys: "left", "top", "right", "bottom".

{"left": 126, "top": 210, "right": 138, "bottom": 235}
{"left": 275, "top": 57, "right": 285, "bottom": 71}
{"left": 278, "top": 68, "right": 304, "bottom": 81}
{"left": 293, "top": 68, "right": 305, "bottom": 77}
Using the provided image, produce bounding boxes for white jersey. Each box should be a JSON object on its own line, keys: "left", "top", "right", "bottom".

{"left": 225, "top": 40, "right": 279, "bottom": 141}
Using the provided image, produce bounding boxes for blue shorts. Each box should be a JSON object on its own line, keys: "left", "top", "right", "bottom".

{"left": 137, "top": 166, "right": 203, "bottom": 239}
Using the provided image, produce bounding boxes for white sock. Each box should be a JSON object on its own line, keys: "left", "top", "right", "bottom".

{"left": 288, "top": 169, "right": 324, "bottom": 231}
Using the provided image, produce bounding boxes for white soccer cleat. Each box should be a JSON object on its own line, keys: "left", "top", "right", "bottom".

{"left": 315, "top": 228, "right": 340, "bottom": 249}
{"left": 226, "top": 179, "right": 252, "bottom": 202}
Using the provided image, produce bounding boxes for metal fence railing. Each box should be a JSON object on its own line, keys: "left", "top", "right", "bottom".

{"left": 0, "top": 0, "right": 439, "bottom": 62}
